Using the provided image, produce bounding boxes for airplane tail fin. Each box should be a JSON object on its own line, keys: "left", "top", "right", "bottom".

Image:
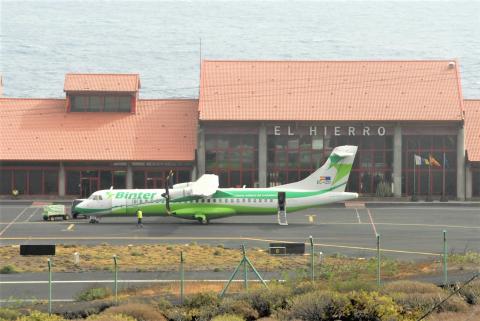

{"left": 274, "top": 145, "right": 358, "bottom": 191}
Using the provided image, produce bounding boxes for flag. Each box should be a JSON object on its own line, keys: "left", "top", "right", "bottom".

{"left": 414, "top": 154, "right": 422, "bottom": 166}
{"left": 429, "top": 155, "right": 441, "bottom": 167}
{"left": 424, "top": 158, "right": 430, "bottom": 165}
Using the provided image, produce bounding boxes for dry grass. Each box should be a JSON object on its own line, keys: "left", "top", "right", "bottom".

{"left": 426, "top": 305, "right": 480, "bottom": 321}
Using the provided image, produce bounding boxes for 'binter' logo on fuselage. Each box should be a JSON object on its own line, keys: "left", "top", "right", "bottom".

{"left": 108, "top": 192, "right": 157, "bottom": 200}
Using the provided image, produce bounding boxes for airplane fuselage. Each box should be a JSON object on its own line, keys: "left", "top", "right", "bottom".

{"left": 75, "top": 187, "right": 358, "bottom": 220}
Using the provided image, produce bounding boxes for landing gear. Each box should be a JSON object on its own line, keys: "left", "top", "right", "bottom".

{"left": 89, "top": 216, "right": 100, "bottom": 224}
{"left": 195, "top": 214, "right": 209, "bottom": 224}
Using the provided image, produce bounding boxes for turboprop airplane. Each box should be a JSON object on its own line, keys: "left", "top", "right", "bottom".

{"left": 74, "top": 145, "right": 358, "bottom": 225}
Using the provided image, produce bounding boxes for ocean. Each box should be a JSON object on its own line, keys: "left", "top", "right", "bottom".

{"left": 1, "top": 0, "right": 479, "bottom": 98}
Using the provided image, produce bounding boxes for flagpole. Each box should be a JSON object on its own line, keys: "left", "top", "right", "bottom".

{"left": 441, "top": 152, "right": 447, "bottom": 202}
{"left": 412, "top": 155, "right": 417, "bottom": 201}
{"left": 426, "top": 154, "right": 433, "bottom": 202}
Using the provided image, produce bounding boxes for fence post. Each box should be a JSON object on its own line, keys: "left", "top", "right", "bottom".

{"left": 242, "top": 245, "right": 248, "bottom": 291}
{"left": 180, "top": 251, "right": 185, "bottom": 304}
{"left": 376, "top": 233, "right": 381, "bottom": 287}
{"left": 309, "top": 235, "right": 315, "bottom": 282}
{"left": 48, "top": 258, "right": 52, "bottom": 315}
{"left": 113, "top": 255, "right": 118, "bottom": 305}
{"left": 443, "top": 230, "right": 448, "bottom": 286}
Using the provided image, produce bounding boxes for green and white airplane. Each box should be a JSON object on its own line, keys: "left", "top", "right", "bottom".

{"left": 75, "top": 145, "right": 358, "bottom": 224}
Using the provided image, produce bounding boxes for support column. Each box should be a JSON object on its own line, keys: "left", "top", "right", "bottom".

{"left": 456, "top": 126, "right": 466, "bottom": 200}
{"left": 59, "top": 162, "right": 65, "bottom": 197}
{"left": 126, "top": 163, "right": 133, "bottom": 189}
{"left": 465, "top": 163, "right": 472, "bottom": 200}
{"left": 258, "top": 123, "right": 267, "bottom": 188}
{"left": 197, "top": 126, "right": 206, "bottom": 177}
{"left": 393, "top": 125, "right": 402, "bottom": 197}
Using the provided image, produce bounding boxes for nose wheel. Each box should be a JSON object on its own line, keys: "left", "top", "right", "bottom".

{"left": 89, "top": 216, "right": 100, "bottom": 224}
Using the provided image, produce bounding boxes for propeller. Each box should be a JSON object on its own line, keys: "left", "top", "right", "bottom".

{"left": 161, "top": 170, "right": 174, "bottom": 215}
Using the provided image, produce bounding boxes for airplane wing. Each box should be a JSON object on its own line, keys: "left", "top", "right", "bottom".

{"left": 170, "top": 174, "right": 219, "bottom": 199}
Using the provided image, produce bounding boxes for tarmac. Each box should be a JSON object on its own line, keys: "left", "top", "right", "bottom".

{"left": 0, "top": 202, "right": 479, "bottom": 304}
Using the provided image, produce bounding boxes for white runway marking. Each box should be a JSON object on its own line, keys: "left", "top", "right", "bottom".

{"left": 0, "top": 207, "right": 30, "bottom": 237}
{"left": 367, "top": 208, "right": 378, "bottom": 236}
{"left": 25, "top": 208, "right": 40, "bottom": 222}
{"left": 354, "top": 208, "right": 362, "bottom": 223}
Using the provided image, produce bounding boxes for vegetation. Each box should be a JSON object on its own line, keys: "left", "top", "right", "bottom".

{"left": 75, "top": 287, "right": 112, "bottom": 301}
{"left": 0, "top": 265, "right": 20, "bottom": 274}
{"left": 3, "top": 278, "right": 480, "bottom": 321}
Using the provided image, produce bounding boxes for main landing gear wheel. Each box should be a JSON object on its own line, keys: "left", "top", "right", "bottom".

{"left": 89, "top": 216, "right": 99, "bottom": 224}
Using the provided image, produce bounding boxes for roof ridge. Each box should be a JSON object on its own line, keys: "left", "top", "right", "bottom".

{"left": 65, "top": 73, "right": 139, "bottom": 76}
{"left": 202, "top": 59, "right": 458, "bottom": 63}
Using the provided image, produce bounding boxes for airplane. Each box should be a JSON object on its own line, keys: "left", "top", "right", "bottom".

{"left": 74, "top": 145, "right": 359, "bottom": 225}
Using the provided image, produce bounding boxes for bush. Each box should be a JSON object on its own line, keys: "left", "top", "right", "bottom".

{"left": 0, "top": 308, "right": 21, "bottom": 320}
{"left": 289, "top": 290, "right": 404, "bottom": 321}
{"left": 459, "top": 279, "right": 480, "bottom": 305}
{"left": 13, "top": 311, "right": 65, "bottom": 321}
{"left": 55, "top": 301, "right": 113, "bottom": 319}
{"left": 242, "top": 283, "right": 292, "bottom": 317}
{"left": 104, "top": 303, "right": 167, "bottom": 321}
{"left": 0, "top": 265, "right": 19, "bottom": 274}
{"left": 211, "top": 314, "right": 245, "bottom": 321}
{"left": 75, "top": 287, "right": 112, "bottom": 301}
{"left": 184, "top": 291, "right": 220, "bottom": 309}
{"left": 329, "top": 279, "right": 376, "bottom": 293}
{"left": 289, "top": 290, "right": 350, "bottom": 321}
{"left": 218, "top": 298, "right": 259, "bottom": 321}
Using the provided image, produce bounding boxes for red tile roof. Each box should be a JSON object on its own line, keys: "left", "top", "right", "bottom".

{"left": 0, "top": 98, "right": 198, "bottom": 161}
{"left": 464, "top": 100, "right": 480, "bottom": 162}
{"left": 64, "top": 74, "right": 140, "bottom": 92}
{"left": 199, "top": 60, "right": 464, "bottom": 121}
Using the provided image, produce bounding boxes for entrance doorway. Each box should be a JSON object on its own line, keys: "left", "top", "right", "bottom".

{"left": 80, "top": 177, "right": 98, "bottom": 198}
{"left": 146, "top": 177, "right": 164, "bottom": 189}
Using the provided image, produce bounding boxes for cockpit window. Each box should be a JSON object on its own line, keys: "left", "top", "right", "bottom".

{"left": 89, "top": 194, "right": 103, "bottom": 201}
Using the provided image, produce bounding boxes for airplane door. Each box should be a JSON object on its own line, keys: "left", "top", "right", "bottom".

{"left": 277, "top": 192, "right": 288, "bottom": 225}
{"left": 278, "top": 192, "right": 286, "bottom": 211}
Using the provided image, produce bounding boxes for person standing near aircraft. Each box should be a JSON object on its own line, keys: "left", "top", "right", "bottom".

{"left": 136, "top": 208, "right": 143, "bottom": 227}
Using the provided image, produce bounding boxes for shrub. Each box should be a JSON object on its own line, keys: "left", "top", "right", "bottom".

{"left": 156, "top": 297, "right": 173, "bottom": 310}
{"left": 0, "top": 308, "right": 21, "bottom": 320}
{"left": 55, "top": 301, "right": 113, "bottom": 319}
{"left": 242, "top": 283, "right": 292, "bottom": 317}
{"left": 289, "top": 290, "right": 404, "bottom": 321}
{"left": 211, "top": 314, "right": 245, "bottom": 321}
{"left": 75, "top": 287, "right": 112, "bottom": 301}
{"left": 13, "top": 311, "right": 65, "bottom": 321}
{"left": 329, "top": 279, "right": 376, "bottom": 293}
{"left": 218, "top": 298, "right": 259, "bottom": 321}
{"left": 0, "top": 265, "right": 19, "bottom": 274}
{"left": 184, "top": 291, "right": 220, "bottom": 309}
{"left": 289, "top": 290, "right": 350, "bottom": 321}
{"left": 104, "top": 303, "right": 167, "bottom": 321}
{"left": 459, "top": 279, "right": 480, "bottom": 305}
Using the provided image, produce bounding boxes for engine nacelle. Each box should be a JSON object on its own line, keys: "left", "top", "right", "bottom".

{"left": 172, "top": 182, "right": 194, "bottom": 189}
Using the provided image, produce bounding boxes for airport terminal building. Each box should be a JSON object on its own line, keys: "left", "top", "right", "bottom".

{"left": 0, "top": 60, "right": 479, "bottom": 199}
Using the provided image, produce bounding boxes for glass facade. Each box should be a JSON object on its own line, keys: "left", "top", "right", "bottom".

{"left": 133, "top": 169, "right": 191, "bottom": 189}
{"left": 402, "top": 135, "right": 457, "bottom": 196}
{"left": 472, "top": 169, "right": 480, "bottom": 197}
{"left": 70, "top": 95, "right": 132, "bottom": 112}
{"left": 0, "top": 168, "right": 58, "bottom": 195}
{"left": 267, "top": 134, "right": 393, "bottom": 195}
{"left": 66, "top": 169, "right": 128, "bottom": 198}
{"left": 206, "top": 134, "right": 258, "bottom": 187}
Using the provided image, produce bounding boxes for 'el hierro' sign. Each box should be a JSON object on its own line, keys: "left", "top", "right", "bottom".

{"left": 270, "top": 125, "right": 388, "bottom": 136}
